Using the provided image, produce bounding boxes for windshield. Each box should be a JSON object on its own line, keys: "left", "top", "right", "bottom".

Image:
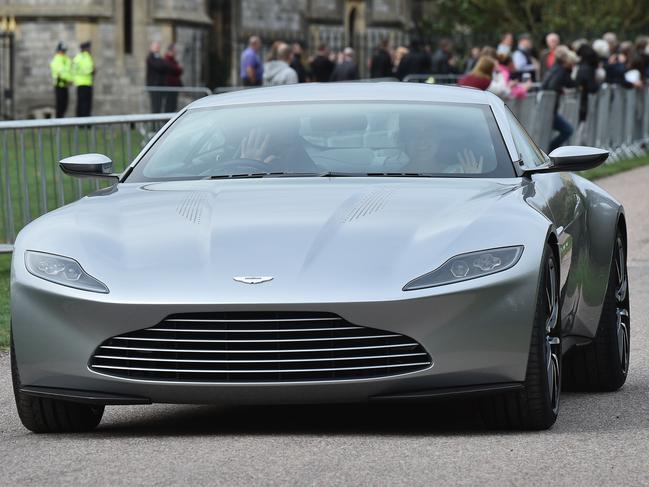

{"left": 126, "top": 102, "right": 514, "bottom": 181}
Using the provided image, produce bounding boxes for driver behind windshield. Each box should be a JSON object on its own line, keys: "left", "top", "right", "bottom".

{"left": 233, "top": 119, "right": 318, "bottom": 174}
{"left": 397, "top": 114, "right": 485, "bottom": 174}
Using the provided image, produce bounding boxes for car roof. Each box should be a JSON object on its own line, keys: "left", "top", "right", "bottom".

{"left": 187, "top": 82, "right": 501, "bottom": 110}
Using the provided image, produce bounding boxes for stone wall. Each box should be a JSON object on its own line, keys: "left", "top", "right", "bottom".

{"left": 3, "top": 0, "right": 210, "bottom": 118}
{"left": 12, "top": 21, "right": 79, "bottom": 116}
{"left": 3, "top": 0, "right": 414, "bottom": 117}
{"left": 240, "top": 0, "right": 308, "bottom": 35}
{"left": 234, "top": 0, "right": 412, "bottom": 82}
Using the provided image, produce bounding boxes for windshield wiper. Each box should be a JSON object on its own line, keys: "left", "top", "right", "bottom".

{"left": 208, "top": 172, "right": 437, "bottom": 180}
{"left": 318, "top": 172, "right": 436, "bottom": 178}
{"left": 208, "top": 172, "right": 321, "bottom": 180}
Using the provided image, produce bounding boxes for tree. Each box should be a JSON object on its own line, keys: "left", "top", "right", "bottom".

{"left": 416, "top": 0, "right": 649, "bottom": 46}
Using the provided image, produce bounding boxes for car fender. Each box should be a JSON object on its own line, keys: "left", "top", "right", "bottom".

{"left": 570, "top": 174, "right": 624, "bottom": 338}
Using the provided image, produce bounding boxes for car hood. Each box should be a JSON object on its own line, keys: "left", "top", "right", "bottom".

{"left": 17, "top": 177, "right": 546, "bottom": 303}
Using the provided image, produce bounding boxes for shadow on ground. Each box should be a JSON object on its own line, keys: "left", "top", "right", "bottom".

{"left": 92, "top": 387, "right": 648, "bottom": 438}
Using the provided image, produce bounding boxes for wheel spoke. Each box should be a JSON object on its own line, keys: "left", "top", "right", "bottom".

{"left": 544, "top": 255, "right": 561, "bottom": 415}
{"left": 615, "top": 238, "right": 628, "bottom": 302}
{"left": 617, "top": 309, "right": 630, "bottom": 374}
{"left": 545, "top": 259, "right": 558, "bottom": 333}
{"left": 546, "top": 345, "right": 554, "bottom": 397}
{"left": 551, "top": 354, "right": 560, "bottom": 412}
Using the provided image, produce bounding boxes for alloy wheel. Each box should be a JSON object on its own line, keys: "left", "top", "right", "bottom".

{"left": 545, "top": 257, "right": 561, "bottom": 415}
{"left": 614, "top": 236, "right": 630, "bottom": 375}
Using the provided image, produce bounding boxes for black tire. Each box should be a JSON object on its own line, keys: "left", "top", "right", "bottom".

{"left": 11, "top": 329, "right": 104, "bottom": 433}
{"left": 481, "top": 244, "right": 561, "bottom": 430}
{"left": 563, "top": 231, "right": 630, "bottom": 391}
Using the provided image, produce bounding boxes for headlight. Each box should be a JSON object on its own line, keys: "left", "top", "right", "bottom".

{"left": 403, "top": 246, "right": 524, "bottom": 291}
{"left": 25, "top": 251, "right": 109, "bottom": 293}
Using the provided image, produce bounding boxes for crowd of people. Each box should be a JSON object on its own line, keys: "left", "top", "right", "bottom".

{"left": 49, "top": 30, "right": 649, "bottom": 153}
{"left": 239, "top": 35, "right": 362, "bottom": 86}
{"left": 239, "top": 31, "right": 649, "bottom": 150}
{"left": 457, "top": 31, "right": 649, "bottom": 150}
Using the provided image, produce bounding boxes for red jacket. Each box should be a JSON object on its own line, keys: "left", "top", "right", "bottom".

{"left": 458, "top": 74, "right": 491, "bottom": 90}
{"left": 164, "top": 54, "right": 183, "bottom": 87}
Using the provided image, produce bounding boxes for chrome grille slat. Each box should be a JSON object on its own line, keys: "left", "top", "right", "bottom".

{"left": 146, "top": 326, "right": 363, "bottom": 333}
{"left": 110, "top": 334, "right": 402, "bottom": 343}
{"left": 99, "top": 343, "right": 421, "bottom": 353}
{"left": 165, "top": 317, "right": 343, "bottom": 323}
{"left": 93, "top": 352, "right": 428, "bottom": 363}
{"left": 89, "top": 312, "right": 432, "bottom": 382}
{"left": 92, "top": 362, "right": 432, "bottom": 374}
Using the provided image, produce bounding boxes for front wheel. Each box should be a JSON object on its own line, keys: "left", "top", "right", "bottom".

{"left": 563, "top": 230, "right": 630, "bottom": 391}
{"left": 11, "top": 330, "right": 104, "bottom": 433}
{"left": 481, "top": 244, "right": 561, "bottom": 430}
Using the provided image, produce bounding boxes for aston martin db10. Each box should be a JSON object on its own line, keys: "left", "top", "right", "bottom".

{"left": 10, "top": 83, "right": 630, "bottom": 432}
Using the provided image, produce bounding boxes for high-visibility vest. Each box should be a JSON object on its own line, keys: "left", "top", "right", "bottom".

{"left": 72, "top": 51, "right": 94, "bottom": 87}
{"left": 50, "top": 53, "right": 72, "bottom": 88}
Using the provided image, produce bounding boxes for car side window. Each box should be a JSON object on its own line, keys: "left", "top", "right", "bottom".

{"left": 505, "top": 108, "right": 548, "bottom": 167}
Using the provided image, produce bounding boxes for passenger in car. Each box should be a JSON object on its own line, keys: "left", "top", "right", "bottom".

{"left": 396, "top": 117, "right": 484, "bottom": 174}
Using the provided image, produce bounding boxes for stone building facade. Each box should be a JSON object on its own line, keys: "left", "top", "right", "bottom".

{"left": 228, "top": 0, "right": 413, "bottom": 82}
{"left": 1, "top": 0, "right": 416, "bottom": 118}
{"left": 0, "top": 0, "right": 211, "bottom": 118}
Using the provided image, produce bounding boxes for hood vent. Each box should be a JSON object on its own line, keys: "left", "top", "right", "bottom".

{"left": 344, "top": 188, "right": 393, "bottom": 223}
{"left": 177, "top": 192, "right": 209, "bottom": 224}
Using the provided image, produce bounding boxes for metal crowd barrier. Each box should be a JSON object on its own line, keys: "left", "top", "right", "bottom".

{"left": 0, "top": 113, "right": 173, "bottom": 247}
{"left": 403, "top": 74, "right": 462, "bottom": 84}
{"left": 505, "top": 84, "right": 649, "bottom": 160}
{"left": 2, "top": 84, "right": 649, "bottom": 248}
{"left": 141, "top": 86, "right": 213, "bottom": 113}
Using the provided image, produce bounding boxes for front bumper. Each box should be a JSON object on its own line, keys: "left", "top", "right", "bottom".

{"left": 11, "top": 254, "right": 541, "bottom": 405}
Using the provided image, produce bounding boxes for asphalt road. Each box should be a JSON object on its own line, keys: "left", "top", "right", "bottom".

{"left": 1, "top": 168, "right": 649, "bottom": 486}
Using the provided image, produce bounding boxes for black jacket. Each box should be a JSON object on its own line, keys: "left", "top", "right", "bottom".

{"left": 542, "top": 63, "right": 576, "bottom": 112}
{"left": 290, "top": 54, "right": 308, "bottom": 83}
{"left": 396, "top": 51, "right": 432, "bottom": 80}
{"left": 370, "top": 48, "right": 393, "bottom": 78}
{"left": 310, "top": 55, "right": 335, "bottom": 82}
{"left": 431, "top": 49, "right": 457, "bottom": 74}
{"left": 330, "top": 61, "right": 358, "bottom": 82}
{"left": 575, "top": 63, "right": 599, "bottom": 121}
{"left": 146, "top": 53, "right": 167, "bottom": 86}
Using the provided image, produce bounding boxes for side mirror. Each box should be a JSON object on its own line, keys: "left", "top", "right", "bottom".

{"left": 59, "top": 153, "right": 118, "bottom": 180}
{"left": 524, "top": 146, "right": 608, "bottom": 176}
{"left": 548, "top": 146, "right": 609, "bottom": 171}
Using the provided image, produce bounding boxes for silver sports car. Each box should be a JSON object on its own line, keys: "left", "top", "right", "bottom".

{"left": 10, "top": 83, "right": 629, "bottom": 432}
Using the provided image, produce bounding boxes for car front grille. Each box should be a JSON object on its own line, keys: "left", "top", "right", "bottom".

{"left": 89, "top": 312, "right": 432, "bottom": 382}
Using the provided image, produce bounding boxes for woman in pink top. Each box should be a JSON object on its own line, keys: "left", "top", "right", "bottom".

{"left": 489, "top": 54, "right": 531, "bottom": 99}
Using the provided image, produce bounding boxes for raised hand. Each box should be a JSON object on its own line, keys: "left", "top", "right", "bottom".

{"left": 457, "top": 148, "right": 484, "bottom": 174}
{"left": 240, "top": 128, "right": 274, "bottom": 163}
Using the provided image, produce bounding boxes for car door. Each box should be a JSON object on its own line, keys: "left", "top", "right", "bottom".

{"left": 505, "top": 109, "right": 584, "bottom": 335}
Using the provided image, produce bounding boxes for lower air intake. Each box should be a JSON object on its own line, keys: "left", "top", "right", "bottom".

{"left": 89, "top": 312, "right": 431, "bottom": 382}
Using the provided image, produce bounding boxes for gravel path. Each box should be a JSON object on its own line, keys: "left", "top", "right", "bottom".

{"left": 1, "top": 168, "right": 648, "bottom": 486}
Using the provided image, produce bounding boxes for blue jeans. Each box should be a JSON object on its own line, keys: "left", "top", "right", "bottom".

{"left": 549, "top": 113, "right": 573, "bottom": 152}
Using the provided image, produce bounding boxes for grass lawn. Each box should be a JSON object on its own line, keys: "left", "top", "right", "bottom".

{"left": 0, "top": 125, "right": 153, "bottom": 242}
{"left": 580, "top": 152, "right": 649, "bottom": 180}
{"left": 0, "top": 253, "right": 9, "bottom": 348}
{"left": 1, "top": 152, "right": 649, "bottom": 349}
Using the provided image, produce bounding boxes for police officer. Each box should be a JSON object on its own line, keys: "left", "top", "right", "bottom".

{"left": 73, "top": 41, "right": 95, "bottom": 117}
{"left": 50, "top": 42, "right": 72, "bottom": 118}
